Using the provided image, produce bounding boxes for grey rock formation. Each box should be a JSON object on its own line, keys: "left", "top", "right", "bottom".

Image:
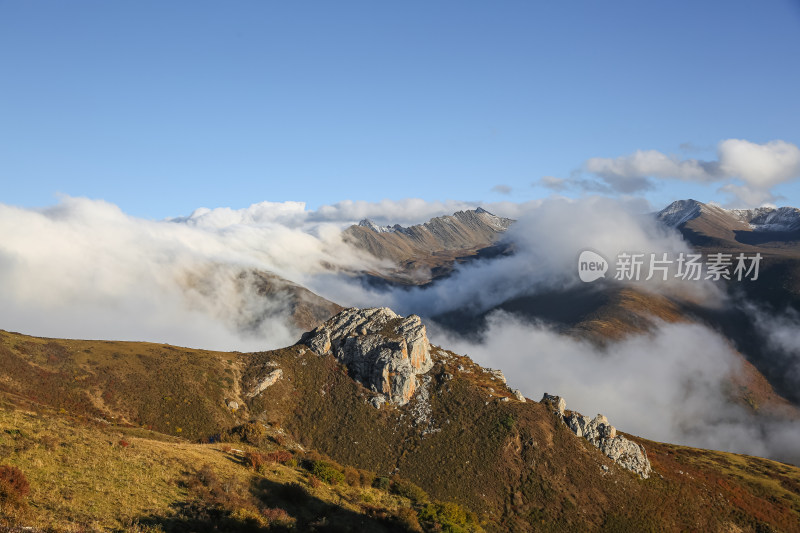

{"left": 512, "top": 389, "right": 526, "bottom": 402}
{"left": 599, "top": 435, "right": 651, "bottom": 477}
{"left": 541, "top": 393, "right": 566, "bottom": 416}
{"left": 555, "top": 398, "right": 651, "bottom": 479}
{"left": 488, "top": 369, "right": 507, "bottom": 384}
{"left": 300, "top": 307, "right": 433, "bottom": 406}
{"left": 248, "top": 369, "right": 283, "bottom": 398}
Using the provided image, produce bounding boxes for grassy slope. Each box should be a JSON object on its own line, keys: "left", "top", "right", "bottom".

{"left": 0, "top": 330, "right": 799, "bottom": 532}
{"left": 244, "top": 343, "right": 800, "bottom": 532}
{"left": 0, "top": 399, "right": 444, "bottom": 532}
{"left": 0, "top": 330, "right": 242, "bottom": 440}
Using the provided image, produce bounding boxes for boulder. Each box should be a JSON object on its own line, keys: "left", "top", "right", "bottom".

{"left": 300, "top": 307, "right": 433, "bottom": 406}
{"left": 600, "top": 436, "right": 651, "bottom": 478}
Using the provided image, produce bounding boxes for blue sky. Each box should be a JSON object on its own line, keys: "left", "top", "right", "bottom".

{"left": 2, "top": 1, "right": 799, "bottom": 219}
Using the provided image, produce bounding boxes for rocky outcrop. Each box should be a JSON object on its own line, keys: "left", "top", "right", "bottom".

{"left": 544, "top": 394, "right": 652, "bottom": 479}
{"left": 300, "top": 307, "right": 433, "bottom": 406}
{"left": 541, "top": 393, "right": 565, "bottom": 416}
{"left": 248, "top": 368, "right": 283, "bottom": 398}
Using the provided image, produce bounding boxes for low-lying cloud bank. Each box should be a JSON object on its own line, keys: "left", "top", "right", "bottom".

{"left": 171, "top": 197, "right": 543, "bottom": 229}
{"left": 0, "top": 196, "right": 381, "bottom": 350}
{"left": 320, "top": 196, "right": 724, "bottom": 316}
{"left": 2, "top": 194, "right": 799, "bottom": 465}
{"left": 434, "top": 312, "right": 800, "bottom": 466}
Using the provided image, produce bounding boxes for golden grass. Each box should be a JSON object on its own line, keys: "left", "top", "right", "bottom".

{"left": 0, "top": 404, "right": 236, "bottom": 529}
{"left": 0, "top": 401, "right": 447, "bottom": 531}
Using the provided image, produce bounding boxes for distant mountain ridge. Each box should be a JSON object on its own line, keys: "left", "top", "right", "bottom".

{"left": 657, "top": 199, "right": 800, "bottom": 233}
{"left": 344, "top": 207, "right": 513, "bottom": 284}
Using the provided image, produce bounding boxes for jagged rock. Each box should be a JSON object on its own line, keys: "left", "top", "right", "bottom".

{"left": 559, "top": 400, "right": 651, "bottom": 479}
{"left": 248, "top": 369, "right": 283, "bottom": 398}
{"left": 369, "top": 395, "right": 387, "bottom": 409}
{"left": 600, "top": 436, "right": 651, "bottom": 477}
{"left": 300, "top": 307, "right": 433, "bottom": 406}
{"left": 488, "top": 369, "right": 507, "bottom": 384}
{"left": 541, "top": 393, "right": 566, "bottom": 416}
{"left": 512, "top": 389, "right": 526, "bottom": 402}
{"left": 566, "top": 412, "right": 589, "bottom": 437}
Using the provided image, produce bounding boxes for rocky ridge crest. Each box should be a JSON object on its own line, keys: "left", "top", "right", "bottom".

{"left": 542, "top": 393, "right": 652, "bottom": 479}
{"left": 299, "top": 307, "right": 433, "bottom": 406}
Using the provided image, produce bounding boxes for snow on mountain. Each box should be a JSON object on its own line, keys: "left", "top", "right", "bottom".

{"left": 658, "top": 200, "right": 800, "bottom": 232}
{"left": 357, "top": 218, "right": 395, "bottom": 233}
{"left": 656, "top": 199, "right": 705, "bottom": 227}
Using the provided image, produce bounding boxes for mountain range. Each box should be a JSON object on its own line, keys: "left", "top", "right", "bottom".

{"left": 343, "top": 208, "right": 513, "bottom": 285}
{"left": 1, "top": 200, "right": 800, "bottom": 531}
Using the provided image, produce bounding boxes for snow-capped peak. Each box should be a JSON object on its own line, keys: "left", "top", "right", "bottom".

{"left": 656, "top": 199, "right": 705, "bottom": 227}
{"left": 657, "top": 200, "right": 800, "bottom": 232}
{"left": 357, "top": 219, "right": 395, "bottom": 233}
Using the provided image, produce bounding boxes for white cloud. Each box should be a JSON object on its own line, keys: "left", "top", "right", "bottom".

{"left": 586, "top": 149, "right": 717, "bottom": 190}
{"left": 579, "top": 139, "right": 800, "bottom": 207}
{"left": 170, "top": 201, "right": 309, "bottom": 228}
{"left": 174, "top": 198, "right": 487, "bottom": 229}
{"left": 536, "top": 176, "right": 569, "bottom": 192}
{"left": 322, "top": 196, "right": 721, "bottom": 318}
{"left": 718, "top": 138, "right": 800, "bottom": 189}
{"left": 718, "top": 184, "right": 782, "bottom": 208}
{"left": 0, "top": 196, "right": 380, "bottom": 350}
{"left": 2, "top": 193, "right": 798, "bottom": 465}
{"left": 433, "top": 312, "right": 800, "bottom": 465}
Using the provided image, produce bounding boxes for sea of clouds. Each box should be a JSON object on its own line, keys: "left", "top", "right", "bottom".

{"left": 1, "top": 194, "right": 799, "bottom": 464}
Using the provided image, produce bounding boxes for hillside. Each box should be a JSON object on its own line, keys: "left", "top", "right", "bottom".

{"left": 245, "top": 270, "right": 343, "bottom": 332}
{"left": 0, "top": 397, "right": 476, "bottom": 531}
{"left": 343, "top": 208, "right": 513, "bottom": 284}
{"left": 424, "top": 200, "right": 800, "bottom": 415}
{"left": 2, "top": 309, "right": 800, "bottom": 532}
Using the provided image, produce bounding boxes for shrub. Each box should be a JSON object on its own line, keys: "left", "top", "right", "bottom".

{"left": 0, "top": 465, "right": 30, "bottom": 508}
{"left": 240, "top": 422, "right": 267, "bottom": 445}
{"left": 394, "top": 507, "right": 424, "bottom": 532}
{"left": 359, "top": 469, "right": 375, "bottom": 488}
{"left": 244, "top": 451, "right": 268, "bottom": 472}
{"left": 266, "top": 450, "right": 293, "bottom": 464}
{"left": 309, "top": 461, "right": 344, "bottom": 485}
{"left": 373, "top": 476, "right": 391, "bottom": 491}
{"left": 344, "top": 466, "right": 360, "bottom": 487}
{"left": 418, "top": 501, "right": 480, "bottom": 533}
{"left": 118, "top": 439, "right": 130, "bottom": 448}
{"left": 262, "top": 507, "right": 295, "bottom": 527}
{"left": 391, "top": 477, "right": 429, "bottom": 504}
{"left": 498, "top": 414, "right": 515, "bottom": 431}
{"left": 308, "top": 475, "right": 322, "bottom": 489}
